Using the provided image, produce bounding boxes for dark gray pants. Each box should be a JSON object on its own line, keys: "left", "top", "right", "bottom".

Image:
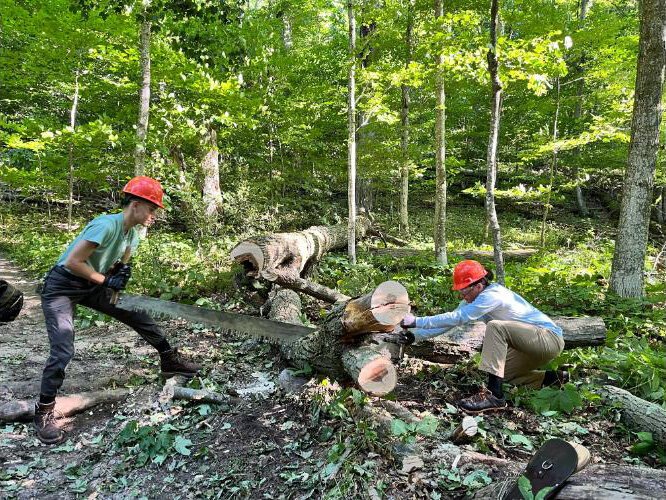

{"left": 39, "top": 266, "right": 169, "bottom": 397}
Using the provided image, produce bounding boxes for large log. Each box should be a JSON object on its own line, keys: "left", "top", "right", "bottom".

{"left": 404, "top": 316, "right": 606, "bottom": 363}
{"left": 342, "top": 280, "right": 410, "bottom": 337}
{"left": 0, "top": 389, "right": 130, "bottom": 423}
{"left": 341, "top": 344, "right": 397, "bottom": 396}
{"left": 231, "top": 217, "right": 372, "bottom": 277}
{"left": 601, "top": 385, "right": 666, "bottom": 447}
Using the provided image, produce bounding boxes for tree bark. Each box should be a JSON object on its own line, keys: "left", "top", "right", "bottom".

{"left": 610, "top": 0, "right": 666, "bottom": 297}
{"left": 347, "top": 0, "right": 357, "bottom": 264}
{"left": 540, "top": 76, "right": 560, "bottom": 247}
{"left": 260, "top": 269, "right": 350, "bottom": 303}
{"left": 67, "top": 69, "right": 79, "bottom": 231}
{"left": 572, "top": 0, "right": 591, "bottom": 216}
{"left": 0, "top": 390, "right": 129, "bottom": 423}
{"left": 399, "top": 0, "right": 414, "bottom": 235}
{"left": 230, "top": 218, "right": 372, "bottom": 277}
{"left": 134, "top": 1, "right": 151, "bottom": 177}
{"left": 601, "top": 385, "right": 666, "bottom": 447}
{"left": 434, "top": 0, "right": 448, "bottom": 266}
{"left": 486, "top": 0, "right": 506, "bottom": 284}
{"left": 201, "top": 125, "right": 223, "bottom": 218}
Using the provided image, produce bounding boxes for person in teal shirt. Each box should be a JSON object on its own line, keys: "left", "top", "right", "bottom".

{"left": 34, "top": 177, "right": 201, "bottom": 444}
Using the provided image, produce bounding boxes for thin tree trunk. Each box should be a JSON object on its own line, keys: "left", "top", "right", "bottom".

{"left": 347, "top": 0, "right": 357, "bottom": 264}
{"left": 399, "top": 0, "right": 414, "bottom": 235}
{"left": 434, "top": 0, "right": 448, "bottom": 265}
{"left": 541, "top": 76, "right": 560, "bottom": 247}
{"left": 486, "top": 0, "right": 505, "bottom": 284}
{"left": 610, "top": 0, "right": 666, "bottom": 297}
{"left": 134, "top": 1, "right": 151, "bottom": 177}
{"left": 201, "top": 125, "right": 223, "bottom": 218}
{"left": 67, "top": 69, "right": 80, "bottom": 231}
{"left": 573, "top": 0, "right": 590, "bottom": 216}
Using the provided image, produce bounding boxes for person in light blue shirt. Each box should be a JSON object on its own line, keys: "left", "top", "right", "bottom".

{"left": 401, "top": 260, "right": 567, "bottom": 413}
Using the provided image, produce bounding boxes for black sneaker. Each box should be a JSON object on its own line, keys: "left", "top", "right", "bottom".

{"left": 34, "top": 402, "right": 65, "bottom": 444}
{"left": 160, "top": 348, "right": 201, "bottom": 378}
{"left": 457, "top": 389, "right": 507, "bottom": 413}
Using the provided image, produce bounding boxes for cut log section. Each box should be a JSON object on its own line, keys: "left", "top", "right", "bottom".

{"left": 231, "top": 218, "right": 372, "bottom": 277}
{"left": 0, "top": 389, "right": 130, "bottom": 423}
{"left": 342, "top": 345, "right": 397, "bottom": 396}
{"left": 342, "top": 280, "right": 410, "bottom": 337}
{"left": 267, "top": 281, "right": 409, "bottom": 395}
{"left": 601, "top": 385, "right": 666, "bottom": 447}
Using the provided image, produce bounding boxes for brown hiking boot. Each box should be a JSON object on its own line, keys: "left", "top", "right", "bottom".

{"left": 34, "top": 402, "right": 65, "bottom": 445}
{"left": 457, "top": 388, "right": 507, "bottom": 413}
{"left": 160, "top": 348, "right": 201, "bottom": 378}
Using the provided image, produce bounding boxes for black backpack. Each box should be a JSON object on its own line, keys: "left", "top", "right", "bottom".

{"left": 0, "top": 279, "right": 23, "bottom": 322}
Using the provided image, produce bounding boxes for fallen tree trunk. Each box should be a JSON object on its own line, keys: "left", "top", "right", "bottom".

{"left": 269, "top": 281, "right": 409, "bottom": 396}
{"left": 231, "top": 217, "right": 372, "bottom": 277}
{"left": 369, "top": 247, "right": 538, "bottom": 262}
{"left": 601, "top": 385, "right": 666, "bottom": 447}
{"left": 402, "top": 316, "right": 605, "bottom": 364}
{"left": 0, "top": 389, "right": 130, "bottom": 423}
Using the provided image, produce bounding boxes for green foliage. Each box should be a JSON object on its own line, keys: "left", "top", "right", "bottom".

{"left": 389, "top": 413, "right": 439, "bottom": 443}
{"left": 529, "top": 384, "right": 583, "bottom": 415}
{"left": 114, "top": 420, "right": 193, "bottom": 467}
{"left": 517, "top": 475, "right": 554, "bottom": 500}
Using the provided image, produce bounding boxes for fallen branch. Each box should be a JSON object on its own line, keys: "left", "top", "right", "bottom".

{"left": 260, "top": 269, "right": 350, "bottom": 303}
{"left": 0, "top": 389, "right": 130, "bottom": 423}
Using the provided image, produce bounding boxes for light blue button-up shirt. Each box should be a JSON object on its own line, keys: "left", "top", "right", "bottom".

{"left": 412, "top": 282, "right": 562, "bottom": 342}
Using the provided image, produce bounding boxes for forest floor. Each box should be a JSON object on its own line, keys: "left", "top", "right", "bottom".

{"left": 0, "top": 254, "right": 661, "bottom": 499}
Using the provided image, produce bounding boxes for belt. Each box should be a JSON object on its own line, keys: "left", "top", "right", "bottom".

{"left": 51, "top": 265, "right": 93, "bottom": 284}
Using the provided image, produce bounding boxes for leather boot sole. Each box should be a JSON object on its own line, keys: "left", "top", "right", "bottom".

{"left": 36, "top": 430, "right": 65, "bottom": 445}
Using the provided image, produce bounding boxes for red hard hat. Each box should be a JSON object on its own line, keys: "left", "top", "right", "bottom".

{"left": 452, "top": 260, "right": 488, "bottom": 290}
{"left": 122, "top": 176, "right": 164, "bottom": 208}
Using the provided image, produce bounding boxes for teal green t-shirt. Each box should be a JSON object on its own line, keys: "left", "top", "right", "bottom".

{"left": 57, "top": 213, "right": 140, "bottom": 273}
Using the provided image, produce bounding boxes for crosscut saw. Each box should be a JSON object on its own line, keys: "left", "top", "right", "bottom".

{"left": 116, "top": 294, "right": 315, "bottom": 345}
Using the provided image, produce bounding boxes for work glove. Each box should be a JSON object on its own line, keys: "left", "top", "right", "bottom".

{"left": 384, "top": 329, "right": 415, "bottom": 346}
{"left": 103, "top": 264, "right": 131, "bottom": 291}
{"left": 400, "top": 313, "right": 416, "bottom": 329}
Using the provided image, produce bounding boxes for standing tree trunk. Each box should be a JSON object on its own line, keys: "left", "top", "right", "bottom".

{"left": 572, "top": 0, "right": 591, "bottom": 216}
{"left": 485, "top": 0, "right": 505, "bottom": 284}
{"left": 67, "top": 69, "right": 80, "bottom": 231}
{"left": 134, "top": 1, "right": 151, "bottom": 177}
{"left": 347, "top": 0, "right": 357, "bottom": 265}
{"left": 399, "top": 0, "right": 414, "bottom": 235}
{"left": 541, "top": 76, "right": 560, "bottom": 247}
{"left": 433, "top": 0, "right": 448, "bottom": 266}
{"left": 201, "top": 125, "right": 223, "bottom": 218}
{"left": 610, "top": 0, "right": 666, "bottom": 297}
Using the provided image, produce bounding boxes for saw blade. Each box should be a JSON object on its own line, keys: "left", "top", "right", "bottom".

{"left": 117, "top": 294, "right": 315, "bottom": 345}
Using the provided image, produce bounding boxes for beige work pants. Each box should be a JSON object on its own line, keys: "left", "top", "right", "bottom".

{"left": 478, "top": 320, "right": 564, "bottom": 388}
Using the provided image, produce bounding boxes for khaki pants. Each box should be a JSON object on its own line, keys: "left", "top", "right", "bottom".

{"left": 478, "top": 320, "right": 564, "bottom": 388}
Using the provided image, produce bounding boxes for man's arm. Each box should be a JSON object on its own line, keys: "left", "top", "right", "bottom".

{"left": 63, "top": 240, "right": 106, "bottom": 285}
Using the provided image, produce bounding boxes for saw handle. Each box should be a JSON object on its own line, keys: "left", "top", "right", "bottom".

{"left": 110, "top": 245, "right": 132, "bottom": 305}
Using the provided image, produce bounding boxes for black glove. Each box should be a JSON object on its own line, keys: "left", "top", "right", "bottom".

{"left": 385, "top": 330, "right": 415, "bottom": 346}
{"left": 103, "top": 264, "right": 131, "bottom": 291}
